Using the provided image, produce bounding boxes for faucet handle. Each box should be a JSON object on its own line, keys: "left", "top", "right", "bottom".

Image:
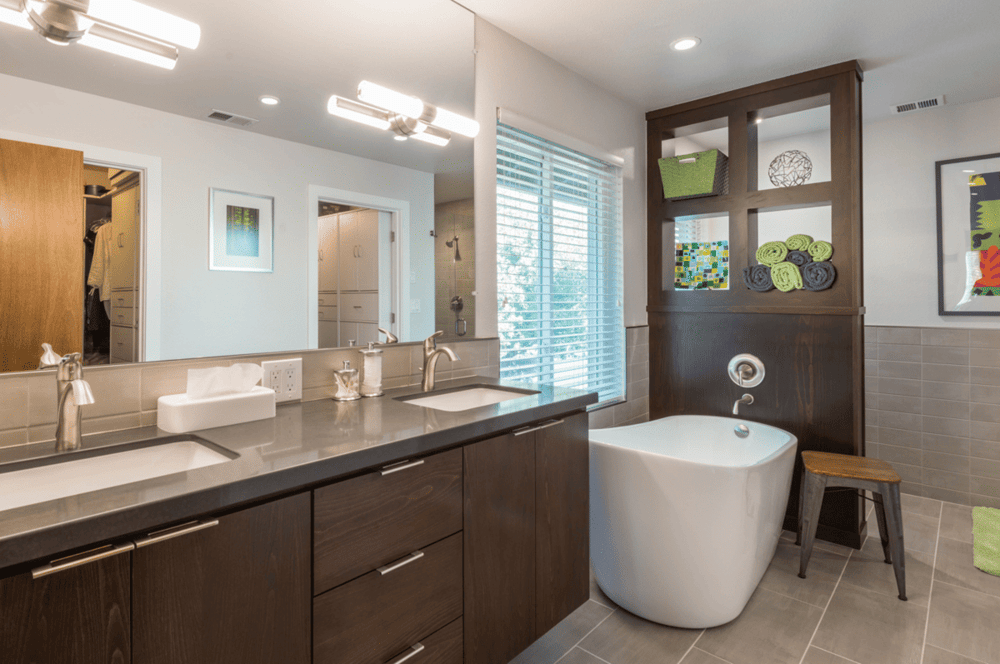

{"left": 378, "top": 327, "right": 398, "bottom": 344}
{"left": 424, "top": 330, "right": 444, "bottom": 352}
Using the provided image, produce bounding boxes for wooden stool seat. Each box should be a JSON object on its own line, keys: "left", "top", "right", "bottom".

{"left": 797, "top": 451, "right": 907, "bottom": 601}
{"left": 801, "top": 450, "right": 901, "bottom": 484}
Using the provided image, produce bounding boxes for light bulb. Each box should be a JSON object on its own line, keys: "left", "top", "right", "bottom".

{"left": 327, "top": 96, "right": 391, "bottom": 130}
{"left": 259, "top": 95, "right": 280, "bottom": 106}
{"left": 79, "top": 33, "right": 177, "bottom": 69}
{"left": 357, "top": 80, "right": 424, "bottom": 119}
{"left": 0, "top": 6, "right": 31, "bottom": 30}
{"left": 670, "top": 37, "right": 701, "bottom": 51}
{"left": 87, "top": 0, "right": 200, "bottom": 49}
{"left": 431, "top": 107, "right": 479, "bottom": 138}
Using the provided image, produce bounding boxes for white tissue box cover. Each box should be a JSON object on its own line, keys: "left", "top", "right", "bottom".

{"left": 157, "top": 386, "right": 276, "bottom": 433}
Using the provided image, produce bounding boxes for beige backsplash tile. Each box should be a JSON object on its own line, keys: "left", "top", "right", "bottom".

{"left": 80, "top": 366, "right": 142, "bottom": 419}
{"left": 140, "top": 359, "right": 230, "bottom": 411}
{"left": 0, "top": 429, "right": 28, "bottom": 449}
{"left": 0, "top": 377, "right": 28, "bottom": 431}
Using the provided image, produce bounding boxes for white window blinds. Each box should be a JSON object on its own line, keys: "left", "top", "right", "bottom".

{"left": 496, "top": 121, "right": 625, "bottom": 408}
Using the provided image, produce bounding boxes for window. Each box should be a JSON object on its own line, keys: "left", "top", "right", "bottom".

{"left": 496, "top": 122, "right": 625, "bottom": 408}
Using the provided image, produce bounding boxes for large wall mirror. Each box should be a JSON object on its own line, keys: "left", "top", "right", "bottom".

{"left": 0, "top": 0, "right": 476, "bottom": 373}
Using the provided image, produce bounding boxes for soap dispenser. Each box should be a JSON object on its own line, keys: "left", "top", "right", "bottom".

{"left": 333, "top": 361, "right": 361, "bottom": 402}
{"left": 359, "top": 342, "right": 384, "bottom": 397}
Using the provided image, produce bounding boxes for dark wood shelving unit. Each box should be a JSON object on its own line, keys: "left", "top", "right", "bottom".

{"left": 646, "top": 61, "right": 867, "bottom": 548}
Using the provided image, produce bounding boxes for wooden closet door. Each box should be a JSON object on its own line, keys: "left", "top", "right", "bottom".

{"left": 0, "top": 138, "right": 84, "bottom": 372}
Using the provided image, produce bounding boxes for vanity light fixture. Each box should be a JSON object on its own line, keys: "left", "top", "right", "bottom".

{"left": 259, "top": 95, "right": 281, "bottom": 106}
{"left": 327, "top": 80, "right": 480, "bottom": 148}
{"left": 670, "top": 36, "right": 701, "bottom": 51}
{"left": 0, "top": 0, "right": 200, "bottom": 69}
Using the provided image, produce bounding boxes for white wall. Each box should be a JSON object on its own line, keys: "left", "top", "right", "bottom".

{"left": 865, "top": 95, "right": 1000, "bottom": 328}
{"left": 0, "top": 73, "right": 435, "bottom": 360}
{"left": 473, "top": 18, "right": 648, "bottom": 336}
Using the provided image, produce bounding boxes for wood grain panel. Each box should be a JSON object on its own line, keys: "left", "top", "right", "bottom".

{"left": 314, "top": 447, "right": 463, "bottom": 595}
{"left": 313, "top": 532, "right": 463, "bottom": 664}
{"left": 416, "top": 618, "right": 464, "bottom": 664}
{"left": 535, "top": 412, "right": 590, "bottom": 638}
{"left": 0, "top": 138, "right": 84, "bottom": 372}
{"left": 464, "top": 431, "right": 536, "bottom": 664}
{"left": 132, "top": 493, "right": 311, "bottom": 664}
{"left": 0, "top": 551, "right": 130, "bottom": 664}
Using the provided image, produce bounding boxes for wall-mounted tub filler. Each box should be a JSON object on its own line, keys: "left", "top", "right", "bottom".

{"left": 728, "top": 353, "right": 765, "bottom": 388}
{"left": 733, "top": 394, "right": 754, "bottom": 415}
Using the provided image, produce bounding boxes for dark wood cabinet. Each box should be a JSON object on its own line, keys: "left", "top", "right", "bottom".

{"left": 132, "top": 492, "right": 311, "bottom": 664}
{"left": 0, "top": 551, "right": 130, "bottom": 664}
{"left": 464, "top": 412, "right": 590, "bottom": 664}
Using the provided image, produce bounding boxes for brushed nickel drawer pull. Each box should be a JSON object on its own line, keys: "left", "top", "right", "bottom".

{"left": 134, "top": 519, "right": 219, "bottom": 548}
{"left": 32, "top": 542, "right": 134, "bottom": 579}
{"left": 387, "top": 643, "right": 425, "bottom": 664}
{"left": 379, "top": 459, "right": 424, "bottom": 476}
{"left": 513, "top": 418, "right": 565, "bottom": 436}
{"left": 377, "top": 551, "right": 424, "bottom": 575}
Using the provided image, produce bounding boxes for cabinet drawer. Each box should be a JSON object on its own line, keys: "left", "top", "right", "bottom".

{"left": 110, "top": 290, "right": 135, "bottom": 310}
{"left": 390, "top": 617, "right": 463, "bottom": 664}
{"left": 318, "top": 305, "right": 338, "bottom": 321}
{"left": 313, "top": 533, "right": 463, "bottom": 664}
{"left": 317, "top": 295, "right": 338, "bottom": 307}
{"left": 111, "top": 325, "right": 135, "bottom": 361}
{"left": 340, "top": 292, "right": 377, "bottom": 322}
{"left": 313, "top": 447, "right": 462, "bottom": 595}
{"left": 110, "top": 305, "right": 135, "bottom": 328}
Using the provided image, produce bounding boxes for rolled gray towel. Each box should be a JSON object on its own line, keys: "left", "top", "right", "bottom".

{"left": 802, "top": 261, "right": 836, "bottom": 291}
{"left": 742, "top": 265, "right": 774, "bottom": 292}
{"left": 786, "top": 250, "right": 811, "bottom": 267}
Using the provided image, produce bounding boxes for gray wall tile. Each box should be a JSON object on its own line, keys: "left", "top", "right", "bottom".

{"left": 971, "top": 439, "right": 1000, "bottom": 460}
{"left": 879, "top": 361, "right": 922, "bottom": 380}
{"left": 971, "top": 366, "right": 1000, "bottom": 386}
{"left": 969, "top": 329, "right": 1000, "bottom": 348}
{"left": 922, "top": 433, "right": 970, "bottom": 456}
{"left": 971, "top": 458, "right": 1000, "bottom": 480}
{"left": 922, "top": 328, "right": 970, "bottom": 347}
{"left": 922, "top": 381, "right": 972, "bottom": 401}
{"left": 881, "top": 411, "right": 922, "bottom": 432}
{"left": 878, "top": 427, "right": 920, "bottom": 448}
{"left": 969, "top": 348, "right": 1000, "bottom": 367}
{"left": 923, "top": 468, "right": 970, "bottom": 492}
{"left": 879, "top": 444, "right": 921, "bottom": 466}
{"left": 878, "top": 327, "right": 921, "bottom": 345}
{"left": 923, "top": 416, "right": 970, "bottom": 438}
{"left": 878, "top": 344, "right": 920, "bottom": 362}
{"left": 878, "top": 394, "right": 921, "bottom": 414}
{"left": 922, "top": 363, "right": 970, "bottom": 384}
{"left": 922, "top": 399, "right": 970, "bottom": 420}
{"left": 878, "top": 377, "right": 922, "bottom": 397}
{"left": 922, "top": 346, "right": 970, "bottom": 365}
{"left": 969, "top": 384, "right": 1000, "bottom": 404}
{"left": 971, "top": 402, "right": 1000, "bottom": 424}
{"left": 865, "top": 343, "right": 877, "bottom": 359}
{"left": 970, "top": 420, "right": 1000, "bottom": 441}
{"left": 922, "top": 451, "right": 970, "bottom": 474}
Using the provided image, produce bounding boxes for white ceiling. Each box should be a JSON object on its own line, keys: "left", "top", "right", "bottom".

{"left": 461, "top": 0, "right": 1000, "bottom": 120}
{"left": 0, "top": 0, "right": 475, "bottom": 201}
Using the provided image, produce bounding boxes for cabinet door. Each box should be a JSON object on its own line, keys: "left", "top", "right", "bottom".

{"left": 535, "top": 413, "right": 590, "bottom": 637}
{"left": 110, "top": 185, "right": 139, "bottom": 290}
{"left": 357, "top": 322, "right": 379, "bottom": 346}
{"left": 464, "top": 431, "right": 536, "bottom": 664}
{"left": 354, "top": 208, "right": 380, "bottom": 291}
{"left": 318, "top": 319, "right": 339, "bottom": 348}
{"left": 318, "top": 215, "right": 338, "bottom": 292}
{"left": 133, "top": 493, "right": 311, "bottom": 664}
{"left": 338, "top": 211, "right": 358, "bottom": 291}
{"left": 340, "top": 321, "right": 359, "bottom": 346}
{"left": 0, "top": 550, "right": 131, "bottom": 664}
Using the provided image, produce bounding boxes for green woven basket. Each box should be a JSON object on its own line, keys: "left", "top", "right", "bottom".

{"left": 658, "top": 149, "right": 729, "bottom": 201}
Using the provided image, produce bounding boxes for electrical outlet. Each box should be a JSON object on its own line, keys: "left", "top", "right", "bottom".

{"left": 261, "top": 359, "right": 303, "bottom": 403}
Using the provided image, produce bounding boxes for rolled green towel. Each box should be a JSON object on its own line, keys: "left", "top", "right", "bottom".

{"left": 786, "top": 234, "right": 813, "bottom": 251}
{"left": 756, "top": 241, "right": 788, "bottom": 266}
{"left": 771, "top": 262, "right": 803, "bottom": 292}
{"left": 802, "top": 261, "right": 836, "bottom": 291}
{"left": 973, "top": 506, "right": 1000, "bottom": 577}
{"left": 808, "top": 240, "right": 834, "bottom": 262}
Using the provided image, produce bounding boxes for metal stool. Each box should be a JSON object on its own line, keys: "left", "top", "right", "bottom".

{"left": 797, "top": 450, "right": 907, "bottom": 601}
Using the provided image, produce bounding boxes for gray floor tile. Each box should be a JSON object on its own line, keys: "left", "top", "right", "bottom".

{"left": 578, "top": 608, "right": 701, "bottom": 664}
{"left": 940, "top": 503, "right": 974, "bottom": 543}
{"left": 679, "top": 648, "right": 731, "bottom": 664}
{"left": 927, "top": 582, "right": 1000, "bottom": 664}
{"left": 590, "top": 567, "right": 616, "bottom": 609}
{"left": 780, "top": 530, "right": 855, "bottom": 557}
{"left": 801, "top": 647, "right": 861, "bottom": 664}
{"left": 696, "top": 588, "right": 823, "bottom": 664}
{"left": 903, "top": 512, "right": 941, "bottom": 554}
{"left": 811, "top": 583, "right": 927, "bottom": 664}
{"left": 511, "top": 601, "right": 614, "bottom": 664}
{"left": 556, "top": 649, "right": 608, "bottom": 664}
{"left": 759, "top": 540, "right": 849, "bottom": 608}
{"left": 901, "top": 493, "right": 943, "bottom": 518}
{"left": 922, "top": 644, "right": 990, "bottom": 664}
{"left": 934, "top": 537, "right": 1000, "bottom": 599}
{"left": 840, "top": 537, "right": 934, "bottom": 606}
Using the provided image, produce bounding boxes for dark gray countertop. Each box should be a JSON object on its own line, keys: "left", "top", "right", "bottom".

{"left": 0, "top": 377, "right": 596, "bottom": 573}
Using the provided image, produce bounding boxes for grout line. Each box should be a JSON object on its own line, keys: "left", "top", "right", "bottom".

{"left": 797, "top": 539, "right": 853, "bottom": 664}
{"left": 552, "top": 606, "right": 616, "bottom": 664}
{"left": 689, "top": 646, "right": 734, "bottom": 664}
{"left": 675, "top": 630, "right": 705, "bottom": 664}
{"left": 575, "top": 646, "right": 614, "bottom": 664}
{"left": 919, "top": 501, "right": 943, "bottom": 664}
{"left": 811, "top": 645, "right": 864, "bottom": 664}
{"left": 926, "top": 644, "right": 992, "bottom": 664}
{"left": 933, "top": 578, "right": 1000, "bottom": 601}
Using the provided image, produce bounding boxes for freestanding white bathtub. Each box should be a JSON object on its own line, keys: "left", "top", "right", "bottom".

{"left": 590, "top": 415, "right": 797, "bottom": 628}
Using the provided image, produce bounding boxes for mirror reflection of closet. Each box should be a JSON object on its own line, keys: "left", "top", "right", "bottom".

{"left": 317, "top": 201, "right": 391, "bottom": 348}
{"left": 83, "top": 164, "right": 141, "bottom": 365}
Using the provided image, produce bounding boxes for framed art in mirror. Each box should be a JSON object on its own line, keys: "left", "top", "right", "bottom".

{"left": 937, "top": 152, "right": 1000, "bottom": 315}
{"left": 210, "top": 188, "right": 274, "bottom": 273}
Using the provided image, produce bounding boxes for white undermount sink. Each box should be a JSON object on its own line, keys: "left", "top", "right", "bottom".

{"left": 401, "top": 386, "right": 538, "bottom": 412}
{"left": 0, "top": 437, "right": 237, "bottom": 513}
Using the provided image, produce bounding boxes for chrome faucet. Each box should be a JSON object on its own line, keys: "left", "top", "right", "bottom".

{"left": 732, "top": 393, "right": 754, "bottom": 416}
{"left": 39, "top": 350, "right": 95, "bottom": 452}
{"left": 378, "top": 327, "right": 399, "bottom": 344}
{"left": 422, "top": 331, "right": 459, "bottom": 392}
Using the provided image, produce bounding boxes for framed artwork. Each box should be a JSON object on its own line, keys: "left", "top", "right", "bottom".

{"left": 937, "top": 152, "right": 1000, "bottom": 315}
{"left": 209, "top": 188, "right": 274, "bottom": 272}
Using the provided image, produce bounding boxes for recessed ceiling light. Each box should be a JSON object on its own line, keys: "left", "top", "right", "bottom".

{"left": 259, "top": 95, "right": 280, "bottom": 106}
{"left": 670, "top": 37, "right": 701, "bottom": 51}
{"left": 755, "top": 118, "right": 763, "bottom": 124}
{"left": 963, "top": 169, "right": 976, "bottom": 173}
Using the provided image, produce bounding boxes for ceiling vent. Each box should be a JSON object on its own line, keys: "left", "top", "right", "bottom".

{"left": 207, "top": 110, "right": 258, "bottom": 127}
{"left": 890, "top": 95, "right": 945, "bottom": 115}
